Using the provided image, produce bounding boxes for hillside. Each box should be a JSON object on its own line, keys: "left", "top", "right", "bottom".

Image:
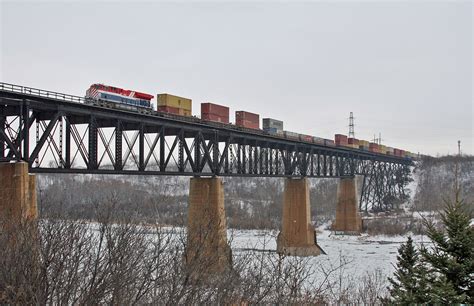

{"left": 37, "top": 155, "right": 473, "bottom": 230}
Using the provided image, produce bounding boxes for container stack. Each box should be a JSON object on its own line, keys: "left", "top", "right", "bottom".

{"left": 369, "top": 142, "right": 379, "bottom": 153}
{"left": 201, "top": 103, "right": 229, "bottom": 123}
{"left": 236, "top": 111, "right": 259, "bottom": 129}
{"left": 324, "top": 139, "right": 335, "bottom": 146}
{"left": 312, "top": 136, "right": 325, "bottom": 145}
{"left": 262, "top": 118, "right": 283, "bottom": 134}
{"left": 157, "top": 93, "right": 192, "bottom": 116}
{"left": 335, "top": 134, "right": 348, "bottom": 146}
{"left": 348, "top": 138, "right": 359, "bottom": 149}
{"left": 284, "top": 131, "right": 299, "bottom": 140}
{"left": 300, "top": 134, "right": 312, "bottom": 142}
{"left": 386, "top": 147, "right": 394, "bottom": 155}
{"left": 359, "top": 140, "right": 370, "bottom": 151}
{"left": 379, "top": 145, "right": 387, "bottom": 155}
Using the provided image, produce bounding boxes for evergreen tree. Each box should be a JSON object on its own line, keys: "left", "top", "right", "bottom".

{"left": 420, "top": 193, "right": 474, "bottom": 303}
{"left": 386, "top": 236, "right": 431, "bottom": 304}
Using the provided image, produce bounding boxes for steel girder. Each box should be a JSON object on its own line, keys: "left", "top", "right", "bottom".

{"left": 0, "top": 83, "right": 413, "bottom": 211}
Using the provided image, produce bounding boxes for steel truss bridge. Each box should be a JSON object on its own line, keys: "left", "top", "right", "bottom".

{"left": 0, "top": 82, "right": 413, "bottom": 212}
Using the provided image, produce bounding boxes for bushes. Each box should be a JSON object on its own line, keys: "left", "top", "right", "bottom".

{"left": 1, "top": 208, "right": 393, "bottom": 304}
{"left": 364, "top": 216, "right": 429, "bottom": 236}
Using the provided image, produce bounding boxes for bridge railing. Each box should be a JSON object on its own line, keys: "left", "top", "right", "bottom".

{"left": 0, "top": 82, "right": 86, "bottom": 104}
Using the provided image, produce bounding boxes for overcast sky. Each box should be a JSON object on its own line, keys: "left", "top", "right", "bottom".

{"left": 1, "top": 1, "right": 472, "bottom": 156}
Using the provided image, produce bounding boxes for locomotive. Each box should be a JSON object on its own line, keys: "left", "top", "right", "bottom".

{"left": 85, "top": 84, "right": 154, "bottom": 112}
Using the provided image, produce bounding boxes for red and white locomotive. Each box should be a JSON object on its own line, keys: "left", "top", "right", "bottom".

{"left": 85, "top": 84, "right": 154, "bottom": 112}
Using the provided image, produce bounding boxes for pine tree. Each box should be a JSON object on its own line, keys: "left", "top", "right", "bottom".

{"left": 420, "top": 192, "right": 474, "bottom": 303}
{"left": 386, "top": 236, "right": 431, "bottom": 304}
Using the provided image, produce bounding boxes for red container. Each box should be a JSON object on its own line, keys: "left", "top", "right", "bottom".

{"left": 300, "top": 134, "right": 312, "bottom": 142}
{"left": 348, "top": 138, "right": 359, "bottom": 145}
{"left": 201, "top": 103, "right": 229, "bottom": 117}
{"left": 369, "top": 142, "right": 379, "bottom": 152}
{"left": 393, "top": 149, "right": 400, "bottom": 156}
{"left": 158, "top": 105, "right": 180, "bottom": 115}
{"left": 236, "top": 111, "right": 259, "bottom": 129}
{"left": 335, "top": 134, "right": 348, "bottom": 146}
{"left": 202, "top": 113, "right": 230, "bottom": 124}
{"left": 399, "top": 149, "right": 405, "bottom": 157}
{"left": 236, "top": 119, "right": 259, "bottom": 129}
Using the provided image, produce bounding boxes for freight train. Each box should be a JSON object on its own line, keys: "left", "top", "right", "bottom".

{"left": 84, "top": 83, "right": 418, "bottom": 160}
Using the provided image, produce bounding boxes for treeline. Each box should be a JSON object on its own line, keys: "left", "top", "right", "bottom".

{"left": 413, "top": 155, "right": 473, "bottom": 212}
{"left": 37, "top": 175, "right": 338, "bottom": 230}
{"left": 36, "top": 155, "right": 473, "bottom": 231}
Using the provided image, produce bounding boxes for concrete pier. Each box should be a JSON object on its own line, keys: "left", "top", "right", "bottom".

{"left": 0, "top": 162, "right": 37, "bottom": 223}
{"left": 277, "top": 178, "right": 322, "bottom": 256}
{"left": 185, "top": 177, "right": 231, "bottom": 274}
{"left": 332, "top": 177, "right": 362, "bottom": 234}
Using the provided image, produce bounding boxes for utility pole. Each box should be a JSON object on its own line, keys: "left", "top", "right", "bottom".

{"left": 455, "top": 140, "right": 461, "bottom": 201}
{"left": 373, "top": 133, "right": 382, "bottom": 145}
{"left": 348, "top": 112, "right": 355, "bottom": 138}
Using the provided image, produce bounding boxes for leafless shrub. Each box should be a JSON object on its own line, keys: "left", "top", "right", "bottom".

{"left": 355, "top": 269, "right": 388, "bottom": 304}
{"left": 365, "top": 216, "right": 428, "bottom": 236}
{"left": 1, "top": 205, "right": 390, "bottom": 304}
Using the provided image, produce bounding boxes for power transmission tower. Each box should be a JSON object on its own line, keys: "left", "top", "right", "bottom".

{"left": 373, "top": 133, "right": 383, "bottom": 145}
{"left": 348, "top": 112, "right": 355, "bottom": 138}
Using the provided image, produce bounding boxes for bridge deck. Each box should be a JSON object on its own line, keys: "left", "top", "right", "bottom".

{"left": 0, "top": 82, "right": 412, "bottom": 178}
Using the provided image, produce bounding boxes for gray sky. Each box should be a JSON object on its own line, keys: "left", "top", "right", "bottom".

{"left": 1, "top": 1, "right": 472, "bottom": 156}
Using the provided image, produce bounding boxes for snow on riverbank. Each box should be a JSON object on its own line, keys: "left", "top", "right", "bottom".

{"left": 229, "top": 227, "right": 430, "bottom": 286}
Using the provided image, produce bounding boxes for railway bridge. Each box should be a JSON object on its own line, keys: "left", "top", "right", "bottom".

{"left": 0, "top": 82, "right": 413, "bottom": 270}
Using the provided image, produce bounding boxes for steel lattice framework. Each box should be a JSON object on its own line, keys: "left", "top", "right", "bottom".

{"left": 0, "top": 82, "right": 413, "bottom": 211}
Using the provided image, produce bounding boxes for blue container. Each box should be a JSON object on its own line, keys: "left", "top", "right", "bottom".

{"left": 264, "top": 127, "right": 279, "bottom": 134}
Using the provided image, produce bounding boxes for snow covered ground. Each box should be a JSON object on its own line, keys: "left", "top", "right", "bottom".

{"left": 229, "top": 227, "right": 431, "bottom": 286}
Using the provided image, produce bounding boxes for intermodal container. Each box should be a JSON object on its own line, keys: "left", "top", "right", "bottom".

{"left": 399, "top": 149, "right": 406, "bottom": 157}
{"left": 157, "top": 94, "right": 192, "bottom": 112}
{"left": 236, "top": 111, "right": 259, "bottom": 129}
{"left": 335, "top": 134, "right": 348, "bottom": 146}
{"left": 299, "top": 134, "right": 313, "bottom": 143}
{"left": 379, "top": 145, "right": 387, "bottom": 155}
{"left": 369, "top": 142, "right": 379, "bottom": 153}
{"left": 262, "top": 118, "right": 283, "bottom": 131}
{"left": 312, "top": 137, "right": 325, "bottom": 145}
{"left": 284, "top": 131, "right": 299, "bottom": 140}
{"left": 202, "top": 113, "right": 229, "bottom": 124}
{"left": 264, "top": 127, "right": 279, "bottom": 134}
{"left": 386, "top": 147, "right": 394, "bottom": 155}
{"left": 359, "top": 140, "right": 370, "bottom": 148}
{"left": 348, "top": 138, "right": 359, "bottom": 146}
{"left": 201, "top": 103, "right": 229, "bottom": 117}
{"left": 157, "top": 106, "right": 192, "bottom": 117}
{"left": 324, "top": 139, "right": 335, "bottom": 146}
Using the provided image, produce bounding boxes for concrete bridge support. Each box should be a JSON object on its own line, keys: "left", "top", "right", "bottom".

{"left": 185, "top": 177, "right": 232, "bottom": 274}
{"left": 277, "top": 178, "right": 323, "bottom": 256}
{"left": 0, "top": 162, "right": 37, "bottom": 223}
{"left": 332, "top": 177, "right": 362, "bottom": 234}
